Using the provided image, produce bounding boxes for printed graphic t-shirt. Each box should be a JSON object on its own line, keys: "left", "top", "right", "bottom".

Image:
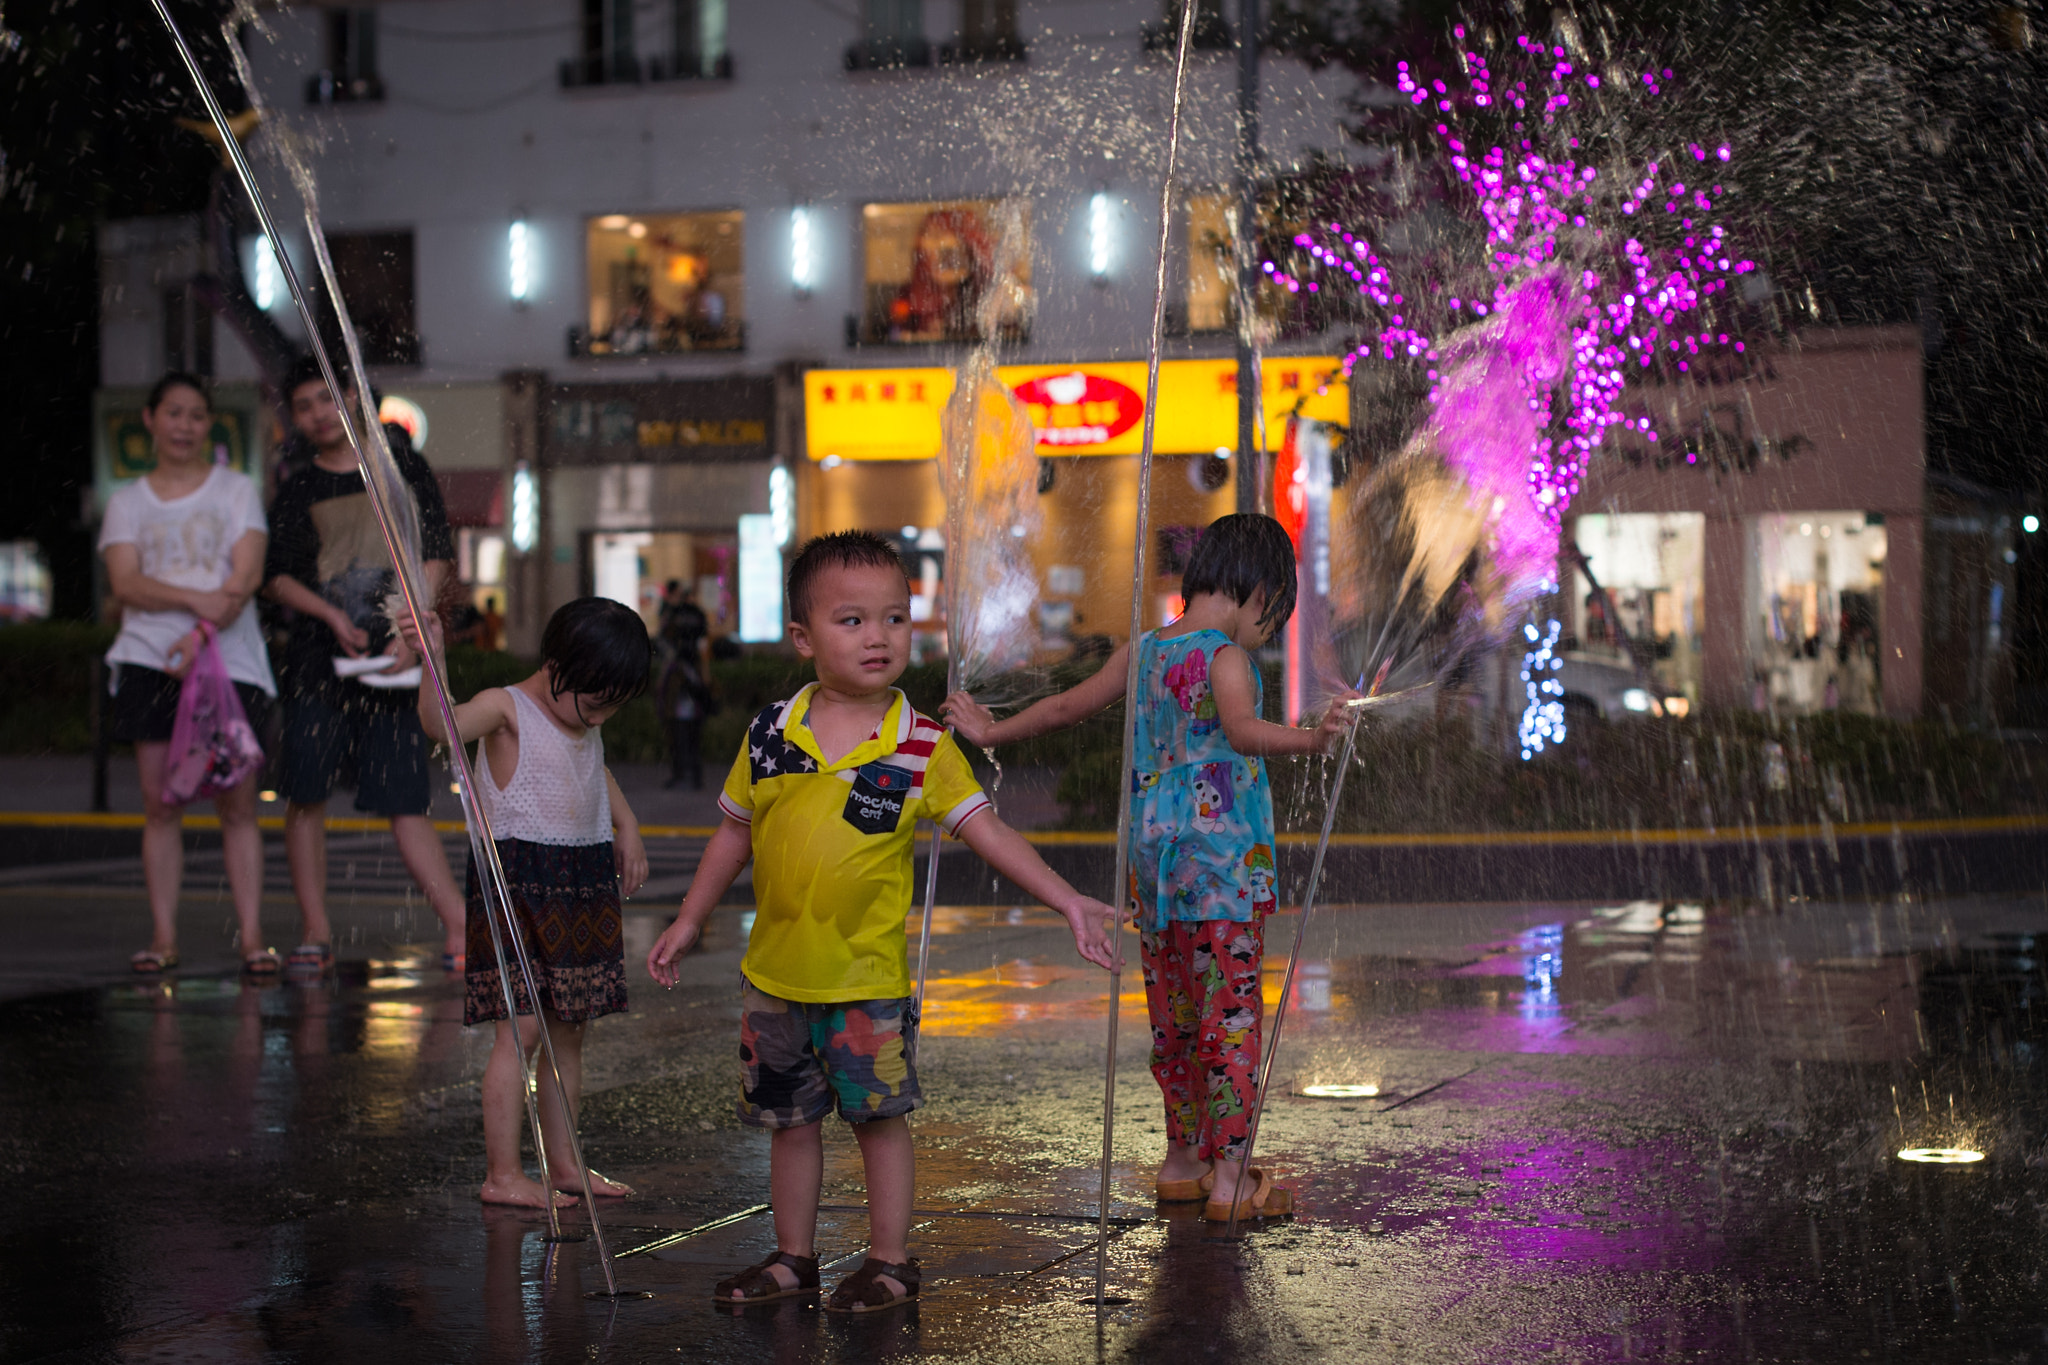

{"left": 264, "top": 427, "right": 453, "bottom": 704}
{"left": 720, "top": 685, "right": 991, "bottom": 1003}
{"left": 98, "top": 466, "right": 277, "bottom": 693}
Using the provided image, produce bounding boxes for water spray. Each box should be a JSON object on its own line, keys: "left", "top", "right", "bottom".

{"left": 1223, "top": 655, "right": 1389, "bottom": 1240}
{"left": 1082, "top": 0, "right": 1201, "bottom": 1313}
{"left": 149, "top": 1, "right": 635, "bottom": 1299}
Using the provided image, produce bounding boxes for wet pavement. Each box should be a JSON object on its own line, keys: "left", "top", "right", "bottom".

{"left": 3, "top": 824, "right": 2046, "bottom": 1361}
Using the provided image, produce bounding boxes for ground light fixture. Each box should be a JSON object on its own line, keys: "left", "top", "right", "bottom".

{"left": 507, "top": 219, "right": 532, "bottom": 303}
{"left": 1896, "top": 1147, "right": 1985, "bottom": 1164}
{"left": 1301, "top": 1083, "right": 1380, "bottom": 1098}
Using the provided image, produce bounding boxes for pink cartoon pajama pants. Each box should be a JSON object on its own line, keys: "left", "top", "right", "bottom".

{"left": 1139, "top": 915, "right": 1267, "bottom": 1164}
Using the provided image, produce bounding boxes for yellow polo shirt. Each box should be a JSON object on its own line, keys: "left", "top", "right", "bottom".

{"left": 720, "top": 685, "right": 991, "bottom": 1003}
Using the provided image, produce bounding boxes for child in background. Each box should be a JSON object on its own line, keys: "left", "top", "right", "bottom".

{"left": 649, "top": 531, "right": 1120, "bottom": 1312}
{"left": 945, "top": 514, "right": 1352, "bottom": 1223}
{"left": 407, "top": 597, "right": 652, "bottom": 1209}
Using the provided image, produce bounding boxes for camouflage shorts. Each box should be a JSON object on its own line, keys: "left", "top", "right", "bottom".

{"left": 737, "top": 977, "right": 923, "bottom": 1128}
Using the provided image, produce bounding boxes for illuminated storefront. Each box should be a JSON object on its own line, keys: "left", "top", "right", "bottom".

{"left": 799, "top": 357, "right": 1349, "bottom": 656}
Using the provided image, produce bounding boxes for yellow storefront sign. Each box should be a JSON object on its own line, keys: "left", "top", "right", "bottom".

{"left": 804, "top": 358, "right": 1349, "bottom": 462}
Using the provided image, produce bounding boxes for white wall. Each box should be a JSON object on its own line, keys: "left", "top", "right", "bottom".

{"left": 235, "top": 0, "right": 1363, "bottom": 387}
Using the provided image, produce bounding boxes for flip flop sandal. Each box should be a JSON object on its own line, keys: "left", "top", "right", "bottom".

{"left": 825, "top": 1257, "right": 920, "bottom": 1314}
{"left": 1155, "top": 1164, "right": 1215, "bottom": 1202}
{"left": 130, "top": 949, "right": 178, "bottom": 974}
{"left": 712, "top": 1250, "right": 819, "bottom": 1304}
{"left": 242, "top": 950, "right": 282, "bottom": 976}
{"left": 1201, "top": 1167, "right": 1295, "bottom": 1223}
{"left": 441, "top": 952, "right": 466, "bottom": 973}
{"left": 285, "top": 943, "right": 333, "bottom": 979}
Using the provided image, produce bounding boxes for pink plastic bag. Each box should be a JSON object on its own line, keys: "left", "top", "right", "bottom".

{"left": 161, "top": 622, "right": 265, "bottom": 806}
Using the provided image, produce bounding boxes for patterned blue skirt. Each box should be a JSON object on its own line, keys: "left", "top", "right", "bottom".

{"left": 463, "top": 838, "right": 626, "bottom": 1025}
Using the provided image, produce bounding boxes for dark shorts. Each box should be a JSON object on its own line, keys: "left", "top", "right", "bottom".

{"left": 279, "top": 689, "right": 434, "bottom": 816}
{"left": 109, "top": 664, "right": 274, "bottom": 746}
{"left": 737, "top": 977, "right": 922, "bottom": 1129}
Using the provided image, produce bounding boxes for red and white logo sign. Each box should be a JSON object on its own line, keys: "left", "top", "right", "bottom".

{"left": 1009, "top": 371, "right": 1144, "bottom": 449}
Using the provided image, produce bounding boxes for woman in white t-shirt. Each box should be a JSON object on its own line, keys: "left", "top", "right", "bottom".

{"left": 99, "top": 372, "right": 279, "bottom": 975}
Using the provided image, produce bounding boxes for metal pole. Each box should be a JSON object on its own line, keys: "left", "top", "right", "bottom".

{"left": 1090, "top": 0, "right": 1200, "bottom": 1312}
{"left": 1233, "top": 0, "right": 1262, "bottom": 515}
{"left": 1224, "top": 663, "right": 1381, "bottom": 1239}
{"left": 149, "top": 2, "right": 630, "bottom": 1297}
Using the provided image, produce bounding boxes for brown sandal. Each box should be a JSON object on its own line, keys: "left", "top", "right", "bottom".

{"left": 1156, "top": 1164, "right": 1215, "bottom": 1202}
{"left": 1201, "top": 1167, "right": 1295, "bottom": 1223}
{"left": 825, "top": 1257, "right": 920, "bottom": 1313}
{"left": 712, "top": 1250, "right": 818, "bottom": 1304}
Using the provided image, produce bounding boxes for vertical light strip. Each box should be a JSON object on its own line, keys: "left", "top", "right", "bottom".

{"left": 1088, "top": 192, "right": 1111, "bottom": 278}
{"left": 508, "top": 220, "right": 532, "bottom": 302}
{"left": 251, "top": 235, "right": 279, "bottom": 309}
{"left": 791, "top": 206, "right": 813, "bottom": 292}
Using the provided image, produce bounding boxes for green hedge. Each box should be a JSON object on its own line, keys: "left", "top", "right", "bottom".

{"left": 7, "top": 625, "right": 2035, "bottom": 833}
{"left": 1050, "top": 706, "right": 2042, "bottom": 834}
{"left": 0, "top": 622, "right": 116, "bottom": 754}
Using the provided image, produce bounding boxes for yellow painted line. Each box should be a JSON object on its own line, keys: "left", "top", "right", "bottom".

{"left": 1, "top": 811, "right": 2039, "bottom": 846}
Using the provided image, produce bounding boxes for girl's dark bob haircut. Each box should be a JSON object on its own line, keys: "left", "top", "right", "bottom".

{"left": 1180, "top": 514, "right": 1298, "bottom": 637}
{"left": 146, "top": 371, "right": 212, "bottom": 413}
{"left": 541, "top": 597, "right": 653, "bottom": 710}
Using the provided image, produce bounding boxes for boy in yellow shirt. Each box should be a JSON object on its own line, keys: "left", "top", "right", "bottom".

{"left": 648, "top": 530, "right": 1119, "bottom": 1314}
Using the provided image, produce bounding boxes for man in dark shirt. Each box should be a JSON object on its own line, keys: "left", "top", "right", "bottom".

{"left": 264, "top": 357, "right": 466, "bottom": 977}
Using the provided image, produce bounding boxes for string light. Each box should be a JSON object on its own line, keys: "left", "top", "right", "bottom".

{"left": 1518, "top": 617, "right": 1566, "bottom": 760}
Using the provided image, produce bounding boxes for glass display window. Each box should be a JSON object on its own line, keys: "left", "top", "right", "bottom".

{"left": 1750, "top": 512, "right": 1887, "bottom": 714}
{"left": 585, "top": 210, "right": 744, "bottom": 355}
{"left": 857, "top": 199, "right": 1031, "bottom": 345}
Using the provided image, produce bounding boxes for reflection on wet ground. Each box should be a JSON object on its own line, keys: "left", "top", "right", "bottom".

{"left": 3, "top": 895, "right": 2044, "bottom": 1362}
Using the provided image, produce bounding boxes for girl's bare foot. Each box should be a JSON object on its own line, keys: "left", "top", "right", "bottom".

{"left": 551, "top": 1167, "right": 633, "bottom": 1198}
{"left": 1157, "top": 1147, "right": 1210, "bottom": 1184}
{"left": 481, "top": 1174, "right": 579, "bottom": 1209}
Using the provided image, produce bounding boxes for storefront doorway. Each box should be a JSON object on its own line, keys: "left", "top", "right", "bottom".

{"left": 1749, "top": 512, "right": 1887, "bottom": 714}
{"left": 1570, "top": 512, "right": 1707, "bottom": 705}
{"left": 587, "top": 530, "right": 737, "bottom": 643}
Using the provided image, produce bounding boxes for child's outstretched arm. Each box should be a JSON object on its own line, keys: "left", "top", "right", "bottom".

{"left": 1210, "top": 644, "right": 1356, "bottom": 757}
{"left": 399, "top": 613, "right": 515, "bottom": 746}
{"left": 604, "top": 768, "right": 649, "bottom": 898}
{"left": 941, "top": 642, "right": 1131, "bottom": 748}
{"left": 646, "top": 816, "right": 751, "bottom": 986}
{"left": 953, "top": 812, "right": 1123, "bottom": 971}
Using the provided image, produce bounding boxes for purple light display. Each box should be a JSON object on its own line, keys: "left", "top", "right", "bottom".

{"left": 1269, "top": 31, "right": 1754, "bottom": 750}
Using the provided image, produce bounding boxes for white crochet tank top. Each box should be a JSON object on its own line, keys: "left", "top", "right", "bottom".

{"left": 474, "top": 686, "right": 613, "bottom": 846}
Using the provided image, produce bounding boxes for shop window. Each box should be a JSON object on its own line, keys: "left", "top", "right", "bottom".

{"left": 563, "top": 0, "right": 640, "bottom": 86}
{"left": 1184, "top": 192, "right": 1235, "bottom": 334}
{"left": 650, "top": 0, "right": 733, "bottom": 80}
{"left": 326, "top": 231, "right": 420, "bottom": 366}
{"left": 847, "top": 0, "right": 932, "bottom": 70}
{"left": 1142, "top": 0, "right": 1232, "bottom": 52}
{"left": 854, "top": 200, "right": 1030, "bottom": 346}
{"left": 1749, "top": 512, "right": 1887, "bottom": 714}
{"left": 581, "top": 211, "right": 744, "bottom": 356}
{"left": 1572, "top": 512, "right": 1706, "bottom": 705}
{"left": 306, "top": 8, "right": 383, "bottom": 105}
{"left": 943, "top": 0, "right": 1025, "bottom": 63}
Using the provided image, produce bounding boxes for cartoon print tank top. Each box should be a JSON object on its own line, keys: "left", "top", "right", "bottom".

{"left": 1127, "top": 628, "right": 1278, "bottom": 932}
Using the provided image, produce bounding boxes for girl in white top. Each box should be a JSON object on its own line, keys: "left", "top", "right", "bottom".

{"left": 407, "top": 596, "right": 650, "bottom": 1210}
{"left": 97, "top": 373, "right": 277, "bottom": 976}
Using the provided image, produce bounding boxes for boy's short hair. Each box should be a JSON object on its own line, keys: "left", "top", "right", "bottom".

{"left": 541, "top": 597, "right": 653, "bottom": 709}
{"left": 785, "top": 530, "right": 909, "bottom": 625}
{"left": 1181, "top": 513, "right": 1299, "bottom": 636}
{"left": 283, "top": 354, "right": 350, "bottom": 407}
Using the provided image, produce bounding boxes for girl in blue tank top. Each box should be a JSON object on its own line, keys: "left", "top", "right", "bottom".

{"left": 945, "top": 514, "right": 1353, "bottom": 1224}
